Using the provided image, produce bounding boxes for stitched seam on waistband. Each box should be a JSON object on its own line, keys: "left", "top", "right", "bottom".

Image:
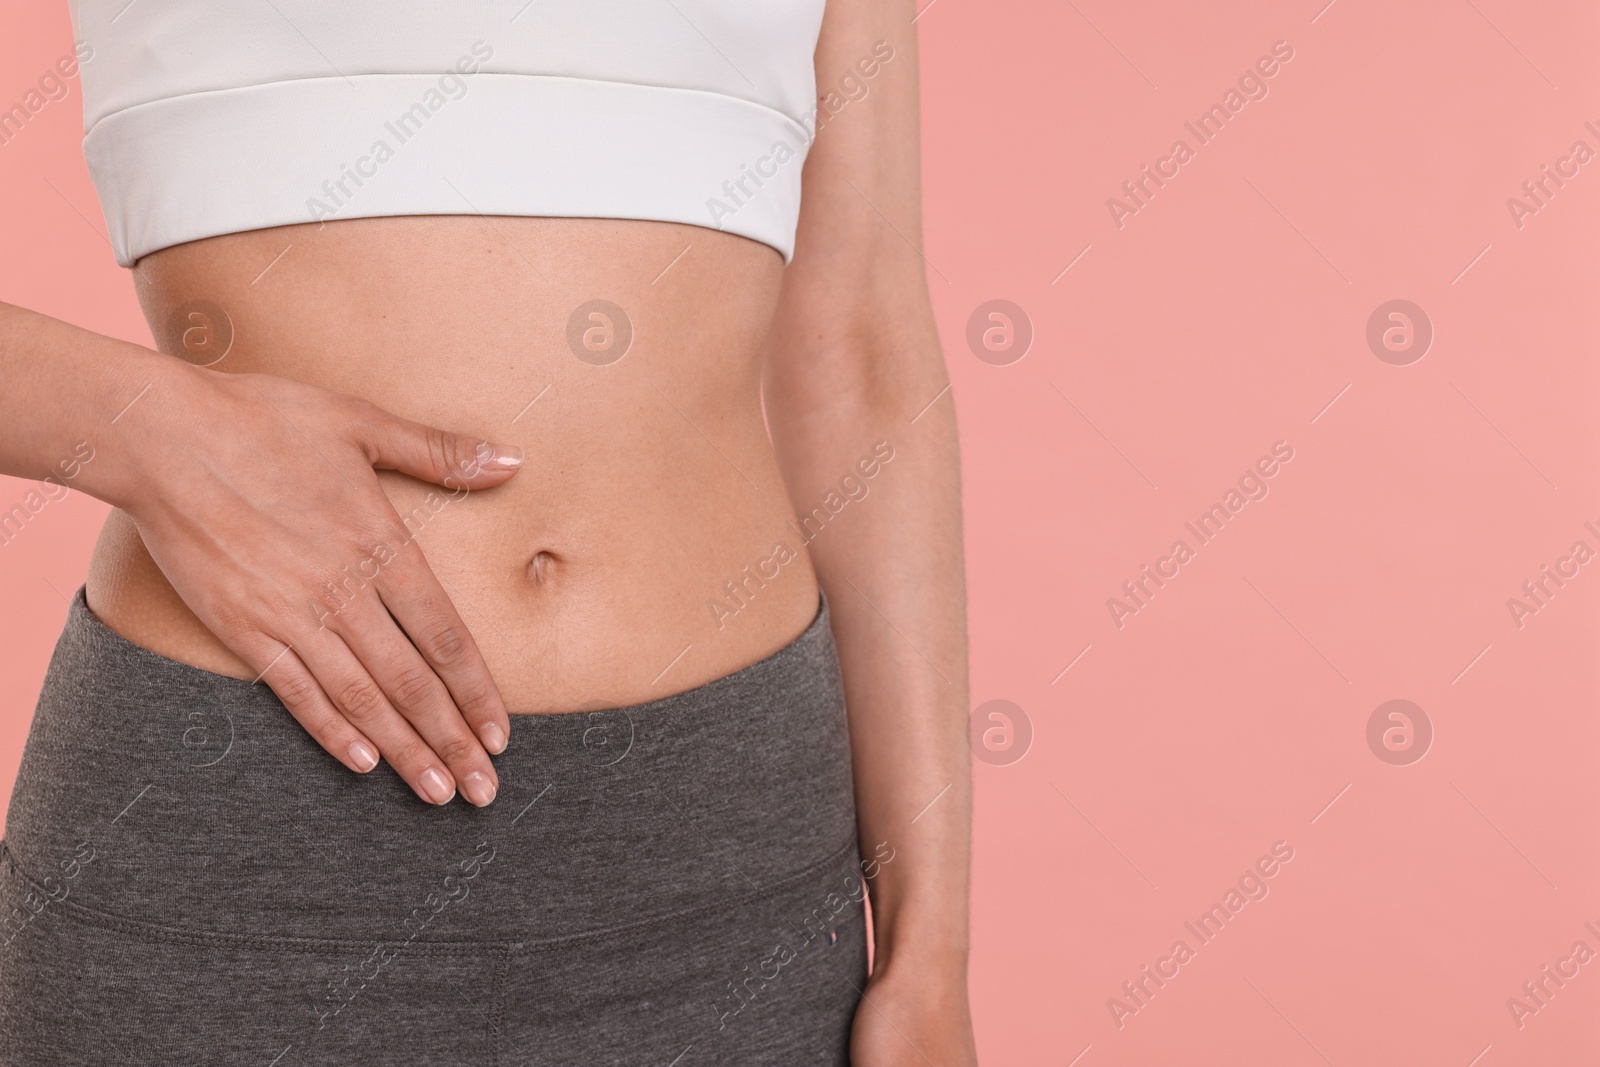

{"left": 502, "top": 834, "right": 862, "bottom": 951}
{"left": 0, "top": 842, "right": 482, "bottom": 957}
{"left": 0, "top": 835, "right": 860, "bottom": 953}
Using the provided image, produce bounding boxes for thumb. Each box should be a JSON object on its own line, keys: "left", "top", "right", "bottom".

{"left": 361, "top": 412, "right": 524, "bottom": 491}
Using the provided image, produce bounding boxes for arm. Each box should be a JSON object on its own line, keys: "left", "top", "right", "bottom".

{"left": 0, "top": 300, "right": 518, "bottom": 807}
{"left": 763, "top": 5, "right": 977, "bottom": 1064}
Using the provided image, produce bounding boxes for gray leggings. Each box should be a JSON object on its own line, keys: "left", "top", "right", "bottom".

{"left": 0, "top": 588, "right": 867, "bottom": 1065}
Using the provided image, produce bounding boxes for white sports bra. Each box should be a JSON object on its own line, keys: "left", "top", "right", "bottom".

{"left": 72, "top": 0, "right": 826, "bottom": 267}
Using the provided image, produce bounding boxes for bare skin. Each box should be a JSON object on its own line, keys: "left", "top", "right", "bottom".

{"left": 2, "top": 0, "right": 973, "bottom": 1061}
{"left": 96, "top": 214, "right": 821, "bottom": 733}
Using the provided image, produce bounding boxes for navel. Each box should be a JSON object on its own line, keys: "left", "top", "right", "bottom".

{"left": 526, "top": 550, "right": 558, "bottom": 584}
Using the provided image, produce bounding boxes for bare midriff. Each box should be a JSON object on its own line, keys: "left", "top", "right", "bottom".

{"left": 86, "top": 215, "right": 822, "bottom": 714}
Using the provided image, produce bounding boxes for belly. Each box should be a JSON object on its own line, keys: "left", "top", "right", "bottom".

{"left": 87, "top": 215, "right": 820, "bottom": 713}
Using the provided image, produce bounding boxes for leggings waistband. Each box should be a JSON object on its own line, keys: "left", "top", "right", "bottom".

{"left": 2, "top": 588, "right": 858, "bottom": 945}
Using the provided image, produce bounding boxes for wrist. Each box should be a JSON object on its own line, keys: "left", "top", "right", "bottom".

{"left": 866, "top": 948, "right": 970, "bottom": 1003}
{"left": 72, "top": 346, "right": 203, "bottom": 512}
{"left": 858, "top": 848, "right": 971, "bottom": 979}
{"left": 870, "top": 916, "right": 970, "bottom": 980}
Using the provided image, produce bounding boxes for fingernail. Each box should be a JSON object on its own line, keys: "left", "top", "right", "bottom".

{"left": 461, "top": 771, "right": 497, "bottom": 807}
{"left": 420, "top": 768, "right": 455, "bottom": 805}
{"left": 479, "top": 722, "right": 508, "bottom": 754}
{"left": 486, "top": 445, "right": 524, "bottom": 470}
{"left": 348, "top": 740, "right": 379, "bottom": 772}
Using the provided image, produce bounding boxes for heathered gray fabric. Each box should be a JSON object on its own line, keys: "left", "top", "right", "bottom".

{"left": 0, "top": 588, "right": 866, "bottom": 1065}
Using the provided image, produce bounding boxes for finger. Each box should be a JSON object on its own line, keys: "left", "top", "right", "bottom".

{"left": 376, "top": 550, "right": 511, "bottom": 757}
{"left": 243, "top": 639, "right": 381, "bottom": 775}
{"left": 355, "top": 406, "right": 524, "bottom": 492}
{"left": 322, "top": 591, "right": 500, "bottom": 808}
{"left": 295, "top": 625, "right": 463, "bottom": 806}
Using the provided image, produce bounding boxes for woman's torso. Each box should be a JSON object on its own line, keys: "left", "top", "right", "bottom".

{"left": 87, "top": 215, "right": 821, "bottom": 713}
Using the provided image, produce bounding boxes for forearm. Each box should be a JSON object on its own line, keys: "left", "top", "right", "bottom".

{"left": 765, "top": 305, "right": 971, "bottom": 977}
{"left": 0, "top": 301, "right": 181, "bottom": 508}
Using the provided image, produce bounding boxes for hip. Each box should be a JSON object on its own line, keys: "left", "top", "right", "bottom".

{"left": 1, "top": 584, "right": 869, "bottom": 1062}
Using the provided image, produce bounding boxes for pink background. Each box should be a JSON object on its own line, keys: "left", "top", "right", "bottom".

{"left": 4, "top": 1, "right": 1598, "bottom": 1062}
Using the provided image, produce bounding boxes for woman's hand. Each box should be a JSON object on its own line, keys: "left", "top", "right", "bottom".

{"left": 112, "top": 359, "right": 523, "bottom": 807}
{"left": 850, "top": 962, "right": 978, "bottom": 1066}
